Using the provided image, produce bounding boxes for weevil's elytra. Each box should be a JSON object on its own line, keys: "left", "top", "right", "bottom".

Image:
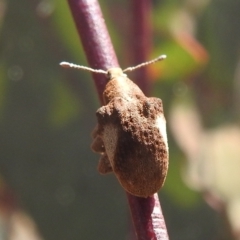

{"left": 60, "top": 55, "right": 169, "bottom": 197}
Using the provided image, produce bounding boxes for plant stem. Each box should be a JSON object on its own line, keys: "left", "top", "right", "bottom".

{"left": 130, "top": 0, "right": 152, "bottom": 94}
{"left": 67, "top": 0, "right": 119, "bottom": 102}
{"left": 67, "top": 0, "right": 169, "bottom": 239}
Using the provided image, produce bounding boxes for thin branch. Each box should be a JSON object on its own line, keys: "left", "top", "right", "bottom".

{"left": 130, "top": 0, "right": 152, "bottom": 94}
{"left": 127, "top": 193, "right": 168, "bottom": 240}
{"left": 66, "top": 0, "right": 169, "bottom": 239}
{"left": 67, "top": 0, "right": 119, "bottom": 102}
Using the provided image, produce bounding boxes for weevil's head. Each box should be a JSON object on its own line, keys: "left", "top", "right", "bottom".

{"left": 106, "top": 68, "right": 127, "bottom": 80}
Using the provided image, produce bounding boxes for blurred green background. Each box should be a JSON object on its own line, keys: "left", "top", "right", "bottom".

{"left": 0, "top": 0, "right": 240, "bottom": 239}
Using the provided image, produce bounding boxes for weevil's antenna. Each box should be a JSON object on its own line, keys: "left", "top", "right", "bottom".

{"left": 60, "top": 61, "right": 107, "bottom": 74}
{"left": 123, "top": 55, "right": 166, "bottom": 73}
{"left": 60, "top": 55, "right": 166, "bottom": 74}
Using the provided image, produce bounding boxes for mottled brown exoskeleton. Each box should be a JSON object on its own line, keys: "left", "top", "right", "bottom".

{"left": 60, "top": 55, "right": 169, "bottom": 197}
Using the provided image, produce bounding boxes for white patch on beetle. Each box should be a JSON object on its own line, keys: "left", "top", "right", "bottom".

{"left": 155, "top": 115, "right": 168, "bottom": 149}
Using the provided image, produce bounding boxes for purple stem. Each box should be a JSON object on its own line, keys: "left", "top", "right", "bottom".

{"left": 127, "top": 193, "right": 168, "bottom": 240}
{"left": 130, "top": 0, "right": 152, "bottom": 94}
{"left": 67, "top": 0, "right": 119, "bottom": 102}
{"left": 67, "top": 0, "right": 169, "bottom": 239}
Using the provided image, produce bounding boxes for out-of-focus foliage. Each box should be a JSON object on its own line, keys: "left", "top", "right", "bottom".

{"left": 0, "top": 0, "right": 239, "bottom": 239}
{"left": 157, "top": 0, "right": 240, "bottom": 239}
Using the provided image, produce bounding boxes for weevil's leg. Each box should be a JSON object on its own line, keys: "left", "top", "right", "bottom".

{"left": 98, "top": 153, "right": 113, "bottom": 174}
{"left": 91, "top": 135, "right": 105, "bottom": 153}
{"left": 91, "top": 123, "right": 104, "bottom": 138}
{"left": 91, "top": 123, "right": 105, "bottom": 153}
{"left": 91, "top": 125, "right": 99, "bottom": 139}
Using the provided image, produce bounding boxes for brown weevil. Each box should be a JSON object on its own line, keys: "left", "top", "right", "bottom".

{"left": 60, "top": 55, "right": 169, "bottom": 197}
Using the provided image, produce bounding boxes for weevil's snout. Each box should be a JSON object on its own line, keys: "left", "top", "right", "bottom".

{"left": 107, "top": 68, "right": 126, "bottom": 80}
